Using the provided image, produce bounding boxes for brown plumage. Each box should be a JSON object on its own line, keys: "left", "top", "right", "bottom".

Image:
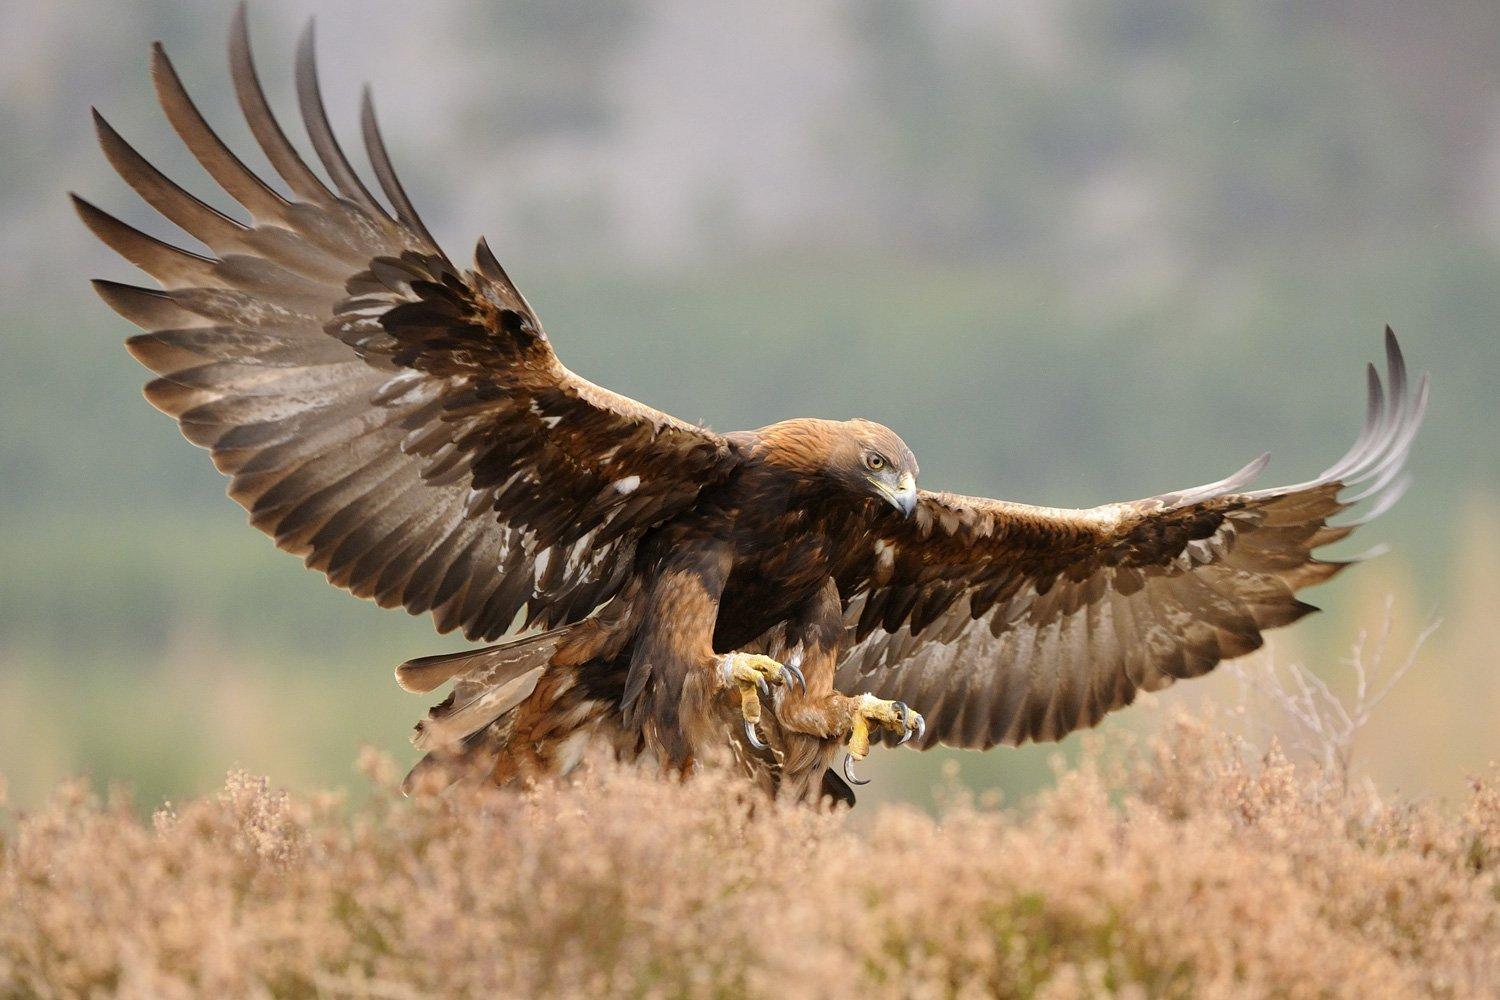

{"left": 82, "top": 9, "right": 1428, "bottom": 804}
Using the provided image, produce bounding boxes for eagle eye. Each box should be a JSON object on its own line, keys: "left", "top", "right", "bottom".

{"left": 865, "top": 453, "right": 886, "bottom": 472}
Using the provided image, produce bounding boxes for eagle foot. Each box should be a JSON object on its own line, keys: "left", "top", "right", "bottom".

{"left": 719, "top": 652, "right": 805, "bottom": 749}
{"left": 841, "top": 694, "right": 925, "bottom": 783}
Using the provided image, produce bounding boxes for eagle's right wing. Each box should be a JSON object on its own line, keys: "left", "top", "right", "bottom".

{"left": 80, "top": 9, "right": 737, "bottom": 641}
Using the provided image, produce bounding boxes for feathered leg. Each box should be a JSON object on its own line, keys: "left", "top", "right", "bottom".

{"left": 623, "top": 541, "right": 797, "bottom": 768}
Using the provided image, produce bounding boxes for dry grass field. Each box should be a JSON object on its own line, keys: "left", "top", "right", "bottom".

{"left": 2, "top": 703, "right": 1495, "bottom": 999}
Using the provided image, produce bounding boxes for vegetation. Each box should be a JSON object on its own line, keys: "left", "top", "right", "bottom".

{"left": 2, "top": 707, "right": 1495, "bottom": 998}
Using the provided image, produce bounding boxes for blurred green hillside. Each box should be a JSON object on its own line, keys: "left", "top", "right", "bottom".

{"left": 1, "top": 0, "right": 1496, "bottom": 809}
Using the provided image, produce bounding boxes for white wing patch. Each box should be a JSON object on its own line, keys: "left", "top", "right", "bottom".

{"left": 874, "top": 538, "right": 896, "bottom": 583}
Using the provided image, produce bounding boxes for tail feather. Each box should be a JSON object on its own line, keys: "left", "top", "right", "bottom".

{"left": 412, "top": 666, "right": 546, "bottom": 753}
{"left": 395, "top": 625, "right": 572, "bottom": 693}
{"left": 401, "top": 720, "right": 510, "bottom": 796}
{"left": 399, "top": 623, "right": 628, "bottom": 796}
{"left": 403, "top": 626, "right": 575, "bottom": 754}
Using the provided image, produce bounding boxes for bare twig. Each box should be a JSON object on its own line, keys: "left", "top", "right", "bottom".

{"left": 1229, "top": 597, "right": 1440, "bottom": 789}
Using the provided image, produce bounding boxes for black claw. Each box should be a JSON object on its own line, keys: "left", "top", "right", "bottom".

{"left": 887, "top": 701, "right": 913, "bottom": 745}
{"left": 914, "top": 714, "right": 926, "bottom": 742}
{"left": 843, "top": 752, "right": 871, "bottom": 786}
{"left": 744, "top": 720, "right": 768, "bottom": 750}
{"left": 756, "top": 675, "right": 770, "bottom": 697}
{"left": 782, "top": 661, "right": 806, "bottom": 693}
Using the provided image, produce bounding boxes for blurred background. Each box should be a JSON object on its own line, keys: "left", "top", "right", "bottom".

{"left": 1, "top": 0, "right": 1495, "bottom": 811}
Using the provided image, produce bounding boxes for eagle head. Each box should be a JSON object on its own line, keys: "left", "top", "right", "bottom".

{"left": 757, "top": 418, "right": 919, "bottom": 517}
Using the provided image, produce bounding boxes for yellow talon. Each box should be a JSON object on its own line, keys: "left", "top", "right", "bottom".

{"left": 848, "top": 708, "right": 874, "bottom": 760}
{"left": 847, "top": 693, "right": 924, "bottom": 761}
{"left": 842, "top": 694, "right": 925, "bottom": 785}
{"left": 739, "top": 677, "right": 763, "bottom": 726}
{"left": 720, "top": 652, "right": 800, "bottom": 749}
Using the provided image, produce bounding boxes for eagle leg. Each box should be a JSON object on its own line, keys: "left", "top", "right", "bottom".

{"left": 718, "top": 652, "right": 800, "bottom": 748}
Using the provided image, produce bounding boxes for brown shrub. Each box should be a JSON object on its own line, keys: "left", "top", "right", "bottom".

{"left": 0, "top": 718, "right": 1495, "bottom": 999}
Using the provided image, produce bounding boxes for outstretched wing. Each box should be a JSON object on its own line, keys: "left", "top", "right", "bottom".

{"left": 80, "top": 10, "right": 736, "bottom": 641}
{"left": 834, "top": 332, "right": 1428, "bottom": 749}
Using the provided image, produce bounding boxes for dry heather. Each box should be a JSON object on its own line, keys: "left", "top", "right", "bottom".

{"left": 0, "top": 715, "right": 1495, "bottom": 1000}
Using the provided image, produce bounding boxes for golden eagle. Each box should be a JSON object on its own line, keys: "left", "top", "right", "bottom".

{"left": 80, "top": 9, "right": 1428, "bottom": 803}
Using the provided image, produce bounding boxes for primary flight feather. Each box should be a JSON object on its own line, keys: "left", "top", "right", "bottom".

{"left": 81, "top": 8, "right": 1428, "bottom": 803}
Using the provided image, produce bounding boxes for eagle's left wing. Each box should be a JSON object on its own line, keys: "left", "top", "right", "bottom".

{"left": 79, "top": 12, "right": 737, "bottom": 643}
{"left": 834, "top": 332, "right": 1427, "bottom": 749}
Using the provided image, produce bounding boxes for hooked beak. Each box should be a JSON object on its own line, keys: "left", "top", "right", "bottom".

{"left": 877, "top": 473, "right": 918, "bottom": 518}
